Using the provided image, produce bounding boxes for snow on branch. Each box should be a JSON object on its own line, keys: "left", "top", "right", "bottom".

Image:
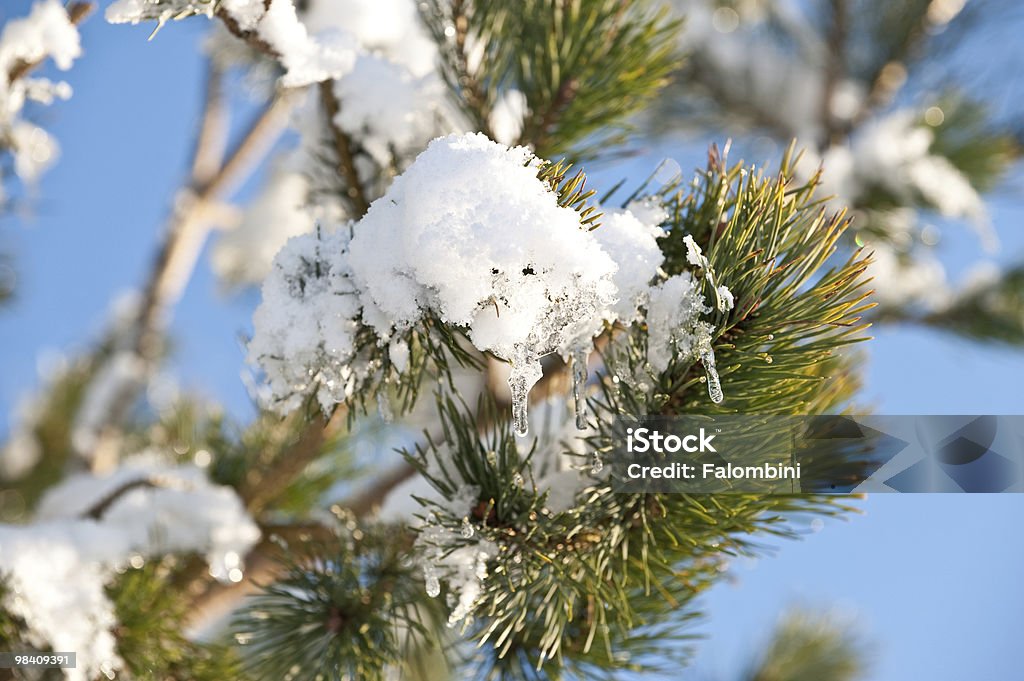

{"left": 0, "top": 0, "right": 87, "bottom": 189}
{"left": 107, "top": 0, "right": 357, "bottom": 87}
{"left": 0, "top": 451, "right": 260, "bottom": 681}
{"left": 248, "top": 133, "right": 681, "bottom": 435}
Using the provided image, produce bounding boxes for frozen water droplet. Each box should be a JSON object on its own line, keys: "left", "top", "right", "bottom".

{"left": 424, "top": 565, "right": 440, "bottom": 598}
{"left": 764, "top": 355, "right": 773, "bottom": 364}
{"left": 767, "top": 333, "right": 775, "bottom": 341}
{"left": 572, "top": 348, "right": 588, "bottom": 430}
{"left": 461, "top": 517, "right": 475, "bottom": 539}
{"left": 508, "top": 347, "right": 543, "bottom": 436}
{"left": 700, "top": 346, "right": 724, "bottom": 404}
{"left": 590, "top": 455, "right": 604, "bottom": 475}
{"left": 654, "top": 157, "right": 683, "bottom": 184}
{"left": 486, "top": 450, "right": 498, "bottom": 466}
{"left": 512, "top": 472, "right": 524, "bottom": 488}
{"left": 377, "top": 391, "right": 393, "bottom": 423}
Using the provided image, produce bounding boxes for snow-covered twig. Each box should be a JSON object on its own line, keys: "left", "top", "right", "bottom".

{"left": 3, "top": 2, "right": 93, "bottom": 84}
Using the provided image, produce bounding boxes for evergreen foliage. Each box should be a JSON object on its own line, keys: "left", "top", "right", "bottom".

{"left": 0, "top": 1, "right": 1019, "bottom": 680}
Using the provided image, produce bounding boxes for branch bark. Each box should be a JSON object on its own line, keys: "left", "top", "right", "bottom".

{"left": 83, "top": 74, "right": 294, "bottom": 471}
{"left": 821, "top": 0, "right": 849, "bottom": 150}
{"left": 319, "top": 81, "right": 370, "bottom": 216}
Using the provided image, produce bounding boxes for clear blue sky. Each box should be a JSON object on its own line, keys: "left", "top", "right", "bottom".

{"left": 0, "top": 5, "right": 1021, "bottom": 680}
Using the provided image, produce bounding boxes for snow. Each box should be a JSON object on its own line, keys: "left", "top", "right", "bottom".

{"left": 806, "top": 111, "right": 989, "bottom": 240}
{"left": 863, "top": 239, "right": 949, "bottom": 310}
{"left": 795, "top": 109, "right": 992, "bottom": 309}
{"left": 251, "top": 133, "right": 667, "bottom": 430}
{"left": 490, "top": 89, "right": 528, "bottom": 146}
{"left": 301, "top": 0, "right": 438, "bottom": 78}
{"left": 716, "top": 285, "right": 735, "bottom": 313}
{"left": 590, "top": 207, "right": 666, "bottom": 324}
{"left": 388, "top": 338, "right": 410, "bottom": 373}
{"left": 71, "top": 351, "right": 145, "bottom": 456}
{"left": 348, "top": 133, "right": 615, "bottom": 357}
{"left": 108, "top": 0, "right": 357, "bottom": 88}
{"left": 0, "top": 524, "right": 121, "bottom": 681}
{"left": 331, "top": 53, "right": 449, "bottom": 168}
{"left": 684, "top": 233, "right": 707, "bottom": 268}
{"left": 645, "top": 272, "right": 713, "bottom": 375}
{"left": 0, "top": 0, "right": 81, "bottom": 185}
{"left": 414, "top": 485, "right": 496, "bottom": 626}
{"left": 35, "top": 452, "right": 262, "bottom": 575}
{"left": 0, "top": 452, "right": 259, "bottom": 681}
{"left": 0, "top": 0, "right": 81, "bottom": 71}
{"left": 105, "top": 0, "right": 217, "bottom": 26}
{"left": 248, "top": 226, "right": 368, "bottom": 413}
{"left": 256, "top": 0, "right": 357, "bottom": 88}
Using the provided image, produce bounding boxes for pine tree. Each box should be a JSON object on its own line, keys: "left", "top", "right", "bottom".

{"left": 0, "top": 1, "right": 1018, "bottom": 680}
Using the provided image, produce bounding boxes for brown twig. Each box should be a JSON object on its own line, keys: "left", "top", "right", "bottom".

{"left": 80, "top": 478, "right": 158, "bottom": 520}
{"left": 450, "top": 0, "right": 493, "bottom": 136}
{"left": 531, "top": 77, "right": 580, "bottom": 157}
{"left": 821, "top": 0, "right": 849, "bottom": 150}
{"left": 318, "top": 82, "right": 370, "bottom": 215}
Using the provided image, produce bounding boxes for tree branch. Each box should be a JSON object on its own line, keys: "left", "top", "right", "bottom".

{"left": 6, "top": 2, "right": 94, "bottom": 84}
{"left": 821, "top": 0, "right": 849, "bottom": 149}
{"left": 80, "top": 478, "right": 157, "bottom": 520}
{"left": 82, "top": 75, "right": 294, "bottom": 471}
{"left": 318, "top": 82, "right": 370, "bottom": 216}
{"left": 450, "top": 0, "right": 493, "bottom": 136}
{"left": 849, "top": 2, "right": 962, "bottom": 128}
{"left": 183, "top": 352, "right": 576, "bottom": 634}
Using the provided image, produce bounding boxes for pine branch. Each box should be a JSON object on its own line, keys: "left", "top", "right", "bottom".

{"left": 744, "top": 610, "right": 869, "bottom": 681}
{"left": 849, "top": 0, "right": 962, "bottom": 127}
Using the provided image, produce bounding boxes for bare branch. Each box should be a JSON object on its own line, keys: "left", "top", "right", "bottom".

{"left": 80, "top": 478, "right": 157, "bottom": 520}
{"left": 319, "top": 82, "right": 370, "bottom": 216}
{"left": 82, "top": 77, "right": 294, "bottom": 471}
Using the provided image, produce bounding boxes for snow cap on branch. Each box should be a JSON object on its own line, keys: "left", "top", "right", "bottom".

{"left": 0, "top": 0, "right": 82, "bottom": 185}
{"left": 108, "top": 0, "right": 358, "bottom": 87}
{"left": 250, "top": 133, "right": 667, "bottom": 431}
{"left": 0, "top": 452, "right": 260, "bottom": 681}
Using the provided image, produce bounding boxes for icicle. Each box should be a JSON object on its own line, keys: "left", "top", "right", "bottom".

{"left": 571, "top": 347, "right": 588, "bottom": 430}
{"left": 699, "top": 345, "right": 724, "bottom": 404}
{"left": 590, "top": 454, "right": 604, "bottom": 476}
{"left": 460, "top": 517, "right": 475, "bottom": 539}
{"left": 376, "top": 390, "right": 393, "bottom": 423}
{"left": 507, "top": 346, "right": 543, "bottom": 436}
{"left": 424, "top": 564, "right": 441, "bottom": 598}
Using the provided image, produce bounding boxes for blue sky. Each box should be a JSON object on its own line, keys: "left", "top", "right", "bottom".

{"left": 0, "top": 4, "right": 1022, "bottom": 680}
